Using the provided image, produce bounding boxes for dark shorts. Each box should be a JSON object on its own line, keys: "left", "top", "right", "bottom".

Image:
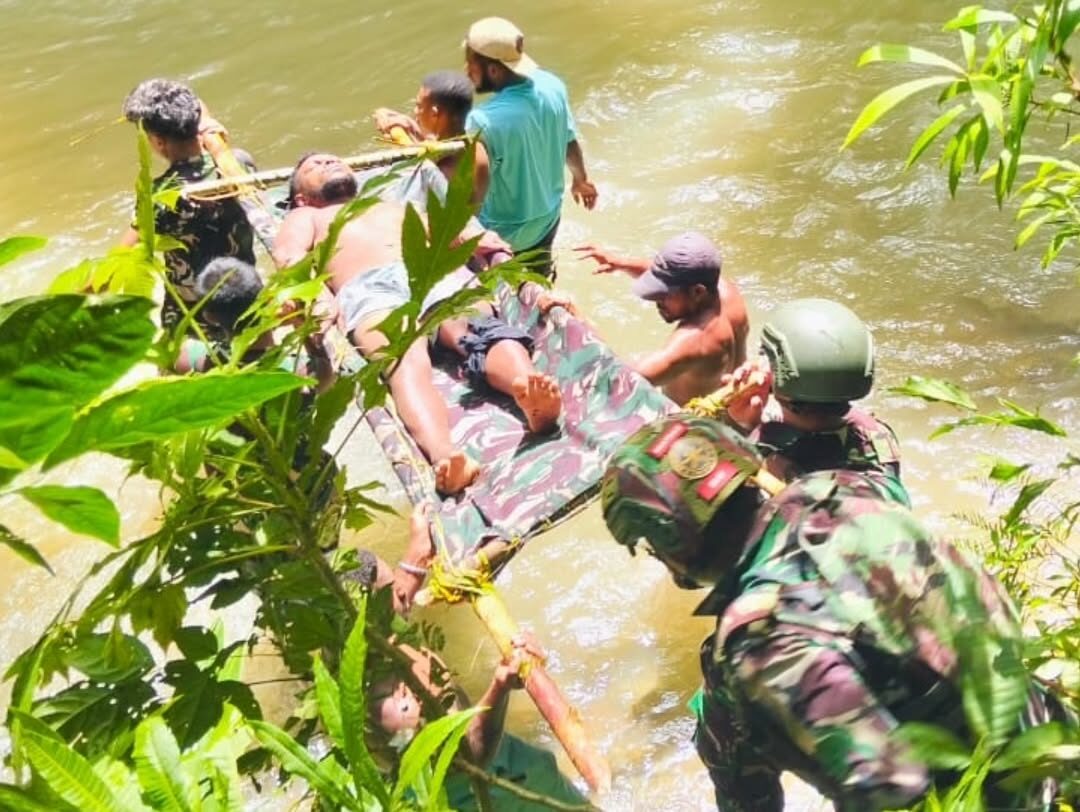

{"left": 458, "top": 316, "right": 534, "bottom": 386}
{"left": 520, "top": 217, "right": 560, "bottom": 280}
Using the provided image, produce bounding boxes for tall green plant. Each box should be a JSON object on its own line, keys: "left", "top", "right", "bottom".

{"left": 844, "top": 1, "right": 1080, "bottom": 267}
{"left": 1, "top": 137, "right": 556, "bottom": 810}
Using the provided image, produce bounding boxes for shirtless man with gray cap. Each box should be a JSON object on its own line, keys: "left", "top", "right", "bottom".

{"left": 577, "top": 233, "right": 748, "bottom": 405}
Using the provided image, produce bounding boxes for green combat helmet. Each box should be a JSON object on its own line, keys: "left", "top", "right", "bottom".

{"left": 601, "top": 415, "right": 765, "bottom": 586}
{"left": 760, "top": 298, "right": 874, "bottom": 403}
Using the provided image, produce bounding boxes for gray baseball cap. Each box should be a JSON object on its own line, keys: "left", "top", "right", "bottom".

{"left": 631, "top": 232, "right": 722, "bottom": 301}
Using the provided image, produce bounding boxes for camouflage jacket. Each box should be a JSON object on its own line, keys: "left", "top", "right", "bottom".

{"left": 752, "top": 407, "right": 901, "bottom": 481}
{"left": 700, "top": 470, "right": 1022, "bottom": 675}
{"left": 150, "top": 154, "right": 255, "bottom": 331}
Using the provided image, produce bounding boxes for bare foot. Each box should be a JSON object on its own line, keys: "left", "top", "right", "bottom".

{"left": 434, "top": 450, "right": 480, "bottom": 495}
{"left": 511, "top": 373, "right": 562, "bottom": 434}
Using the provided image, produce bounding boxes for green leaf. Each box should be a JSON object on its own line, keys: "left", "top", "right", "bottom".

{"left": 172, "top": 626, "right": 218, "bottom": 662}
{"left": 44, "top": 370, "right": 308, "bottom": 468}
{"left": 943, "top": 8, "right": 1018, "bottom": 30}
{"left": 0, "top": 295, "right": 155, "bottom": 467}
{"left": 969, "top": 76, "right": 1004, "bottom": 133}
{"left": 956, "top": 627, "right": 1029, "bottom": 748}
{"left": 0, "top": 443, "right": 28, "bottom": 471}
{"left": 312, "top": 653, "right": 345, "bottom": 750}
{"left": 0, "top": 236, "right": 48, "bottom": 268}
{"left": 906, "top": 105, "right": 966, "bottom": 168}
{"left": 1003, "top": 478, "right": 1055, "bottom": 526}
{"left": 842, "top": 76, "right": 956, "bottom": 149}
{"left": 134, "top": 127, "right": 157, "bottom": 258}
{"left": 993, "top": 722, "right": 1080, "bottom": 772}
{"left": 248, "top": 720, "right": 360, "bottom": 810}
{"left": 18, "top": 485, "right": 120, "bottom": 545}
{"left": 987, "top": 460, "right": 1030, "bottom": 483}
{"left": 0, "top": 523, "right": 54, "bottom": 574}
{"left": 11, "top": 710, "right": 127, "bottom": 812}
{"left": 61, "top": 631, "right": 154, "bottom": 683}
{"left": 340, "top": 598, "right": 390, "bottom": 805}
{"left": 894, "top": 722, "right": 972, "bottom": 770}
{"left": 34, "top": 679, "right": 158, "bottom": 762}
{"left": 129, "top": 585, "right": 187, "bottom": 649}
{"left": 133, "top": 717, "right": 191, "bottom": 812}
{"left": 889, "top": 375, "right": 977, "bottom": 411}
{"left": 0, "top": 783, "right": 71, "bottom": 812}
{"left": 392, "top": 708, "right": 482, "bottom": 807}
{"left": 857, "top": 44, "right": 964, "bottom": 74}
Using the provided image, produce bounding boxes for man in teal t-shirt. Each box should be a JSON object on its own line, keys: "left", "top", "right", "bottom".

{"left": 464, "top": 17, "right": 598, "bottom": 276}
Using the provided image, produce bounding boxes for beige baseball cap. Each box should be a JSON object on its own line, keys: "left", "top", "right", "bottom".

{"left": 464, "top": 17, "right": 539, "bottom": 77}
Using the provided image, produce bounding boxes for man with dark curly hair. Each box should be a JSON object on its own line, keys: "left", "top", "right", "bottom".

{"left": 119, "top": 78, "right": 255, "bottom": 342}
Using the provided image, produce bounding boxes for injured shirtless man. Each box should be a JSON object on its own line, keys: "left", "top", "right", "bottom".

{"left": 272, "top": 153, "right": 562, "bottom": 495}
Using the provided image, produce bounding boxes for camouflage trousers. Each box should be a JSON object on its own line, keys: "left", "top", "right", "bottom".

{"left": 694, "top": 625, "right": 950, "bottom": 812}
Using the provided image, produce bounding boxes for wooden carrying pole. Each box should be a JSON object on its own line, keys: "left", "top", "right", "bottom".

{"left": 182, "top": 139, "right": 466, "bottom": 199}
{"left": 470, "top": 589, "right": 612, "bottom": 793}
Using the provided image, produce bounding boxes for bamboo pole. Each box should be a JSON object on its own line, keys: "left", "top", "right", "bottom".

{"left": 471, "top": 591, "right": 612, "bottom": 793}
{"left": 181, "top": 139, "right": 466, "bottom": 199}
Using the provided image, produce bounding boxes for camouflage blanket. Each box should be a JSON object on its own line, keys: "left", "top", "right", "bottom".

{"left": 244, "top": 160, "right": 675, "bottom": 565}
{"left": 368, "top": 281, "right": 675, "bottom": 563}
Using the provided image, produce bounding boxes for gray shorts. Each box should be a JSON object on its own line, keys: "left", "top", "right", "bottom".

{"left": 338, "top": 262, "right": 411, "bottom": 333}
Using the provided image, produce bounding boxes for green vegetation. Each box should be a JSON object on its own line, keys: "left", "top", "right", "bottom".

{"left": 847, "top": 2, "right": 1080, "bottom": 806}
{"left": 0, "top": 136, "right": 555, "bottom": 810}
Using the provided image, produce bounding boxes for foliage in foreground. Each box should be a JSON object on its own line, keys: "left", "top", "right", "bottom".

{"left": 0, "top": 136, "right": 552, "bottom": 811}
{"left": 845, "top": 0, "right": 1080, "bottom": 271}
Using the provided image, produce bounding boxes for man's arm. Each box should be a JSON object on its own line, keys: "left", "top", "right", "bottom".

{"left": 635, "top": 330, "right": 700, "bottom": 387}
{"left": 472, "top": 139, "right": 491, "bottom": 207}
{"left": 565, "top": 140, "right": 597, "bottom": 210}
{"left": 574, "top": 244, "right": 650, "bottom": 277}
{"left": 271, "top": 209, "right": 317, "bottom": 269}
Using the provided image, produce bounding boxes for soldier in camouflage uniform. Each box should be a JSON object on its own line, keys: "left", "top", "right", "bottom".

{"left": 120, "top": 78, "right": 255, "bottom": 342}
{"left": 601, "top": 415, "right": 1045, "bottom": 811}
{"left": 722, "top": 298, "right": 903, "bottom": 492}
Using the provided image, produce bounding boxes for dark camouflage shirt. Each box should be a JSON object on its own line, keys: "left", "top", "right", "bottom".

{"left": 150, "top": 154, "right": 255, "bottom": 332}
{"left": 752, "top": 407, "right": 901, "bottom": 479}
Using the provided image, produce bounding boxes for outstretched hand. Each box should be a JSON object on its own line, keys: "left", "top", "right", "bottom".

{"left": 571, "top": 177, "right": 598, "bottom": 210}
{"left": 573, "top": 244, "right": 626, "bottom": 275}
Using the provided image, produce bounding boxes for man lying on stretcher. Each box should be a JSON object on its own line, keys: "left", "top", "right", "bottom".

{"left": 272, "top": 153, "right": 563, "bottom": 495}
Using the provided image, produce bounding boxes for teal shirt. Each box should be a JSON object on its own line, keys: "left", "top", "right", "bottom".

{"left": 466, "top": 69, "right": 578, "bottom": 251}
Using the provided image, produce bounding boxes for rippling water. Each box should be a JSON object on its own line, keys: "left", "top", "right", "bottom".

{"left": 1, "top": 0, "right": 1078, "bottom": 808}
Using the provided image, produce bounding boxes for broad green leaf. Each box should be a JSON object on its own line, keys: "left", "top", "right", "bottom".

{"left": 0, "top": 524, "right": 54, "bottom": 574}
{"left": 129, "top": 585, "right": 187, "bottom": 649}
{"left": 0, "top": 295, "right": 155, "bottom": 466}
{"left": 392, "top": 708, "right": 481, "bottom": 807}
{"left": 956, "top": 627, "right": 1029, "bottom": 747}
{"left": 11, "top": 710, "right": 127, "bottom": 812}
{"left": 843, "top": 76, "right": 956, "bottom": 149}
{"left": 93, "top": 757, "right": 150, "bottom": 812}
{"left": 312, "top": 653, "right": 345, "bottom": 750}
{"left": 0, "top": 783, "right": 72, "bottom": 811}
{"left": 893, "top": 723, "right": 972, "bottom": 770}
{"left": 889, "top": 375, "right": 977, "bottom": 411}
{"left": 943, "top": 8, "right": 1018, "bottom": 30}
{"left": 248, "top": 720, "right": 360, "bottom": 810}
{"left": 61, "top": 631, "right": 154, "bottom": 683}
{"left": 340, "top": 599, "right": 390, "bottom": 806}
{"left": 856, "top": 44, "right": 963, "bottom": 74}
{"left": 44, "top": 370, "right": 308, "bottom": 468}
{"left": 427, "top": 708, "right": 482, "bottom": 807}
{"left": 906, "top": 105, "right": 966, "bottom": 168}
{"left": 0, "top": 236, "right": 48, "bottom": 268}
{"left": 34, "top": 679, "right": 157, "bottom": 762}
{"left": 19, "top": 485, "right": 120, "bottom": 546}
{"left": 134, "top": 717, "right": 191, "bottom": 812}
{"left": 969, "top": 76, "right": 1005, "bottom": 132}
{"left": 993, "top": 722, "right": 1080, "bottom": 772}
